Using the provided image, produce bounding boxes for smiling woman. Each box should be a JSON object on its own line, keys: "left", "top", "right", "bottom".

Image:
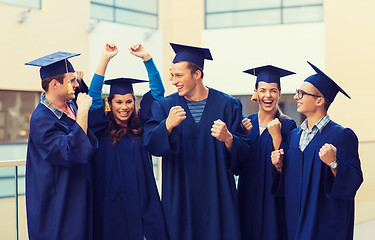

{"left": 104, "top": 80, "right": 144, "bottom": 143}
{"left": 87, "top": 43, "right": 168, "bottom": 240}
{"left": 109, "top": 94, "right": 135, "bottom": 124}
{"left": 235, "top": 64, "right": 297, "bottom": 240}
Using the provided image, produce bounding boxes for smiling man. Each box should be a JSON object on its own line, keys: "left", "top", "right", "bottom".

{"left": 271, "top": 62, "right": 363, "bottom": 240}
{"left": 143, "top": 43, "right": 249, "bottom": 240}
{"left": 25, "top": 52, "right": 98, "bottom": 240}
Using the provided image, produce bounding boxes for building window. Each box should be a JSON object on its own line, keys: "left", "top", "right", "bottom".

{"left": 91, "top": 0, "right": 158, "bottom": 29}
{"left": 0, "top": 0, "right": 41, "bottom": 9}
{"left": 0, "top": 90, "right": 40, "bottom": 143}
{"left": 205, "top": 0, "right": 323, "bottom": 29}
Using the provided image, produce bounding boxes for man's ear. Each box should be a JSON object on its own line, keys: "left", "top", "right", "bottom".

{"left": 194, "top": 69, "right": 202, "bottom": 80}
{"left": 50, "top": 79, "right": 59, "bottom": 89}
{"left": 316, "top": 97, "right": 325, "bottom": 107}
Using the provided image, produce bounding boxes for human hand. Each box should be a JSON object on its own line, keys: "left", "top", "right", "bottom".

{"left": 76, "top": 93, "right": 92, "bottom": 112}
{"left": 267, "top": 118, "right": 282, "bottom": 139}
{"left": 165, "top": 106, "right": 186, "bottom": 133}
{"left": 241, "top": 118, "right": 253, "bottom": 135}
{"left": 211, "top": 119, "right": 233, "bottom": 149}
{"left": 319, "top": 143, "right": 337, "bottom": 165}
{"left": 102, "top": 43, "right": 118, "bottom": 60}
{"left": 271, "top": 149, "right": 284, "bottom": 173}
{"left": 129, "top": 43, "right": 151, "bottom": 61}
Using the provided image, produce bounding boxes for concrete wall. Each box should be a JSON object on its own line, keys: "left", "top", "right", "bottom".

{"left": 324, "top": 0, "right": 375, "bottom": 222}
{"left": 0, "top": 0, "right": 90, "bottom": 91}
{"left": 159, "top": 0, "right": 204, "bottom": 95}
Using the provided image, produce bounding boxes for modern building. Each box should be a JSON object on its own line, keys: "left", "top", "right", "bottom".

{"left": 0, "top": 0, "right": 374, "bottom": 239}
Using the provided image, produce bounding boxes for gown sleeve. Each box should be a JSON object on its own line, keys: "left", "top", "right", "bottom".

{"left": 271, "top": 126, "right": 297, "bottom": 197}
{"left": 226, "top": 98, "right": 251, "bottom": 174}
{"left": 88, "top": 73, "right": 109, "bottom": 136}
{"left": 88, "top": 106, "right": 109, "bottom": 136}
{"left": 144, "top": 58, "right": 165, "bottom": 100}
{"left": 30, "top": 114, "right": 98, "bottom": 167}
{"left": 139, "top": 58, "right": 165, "bottom": 124}
{"left": 143, "top": 100, "right": 179, "bottom": 156}
{"left": 271, "top": 119, "right": 297, "bottom": 176}
{"left": 138, "top": 154, "right": 169, "bottom": 240}
{"left": 278, "top": 119, "right": 297, "bottom": 151}
{"left": 88, "top": 73, "right": 105, "bottom": 110}
{"left": 324, "top": 128, "right": 363, "bottom": 199}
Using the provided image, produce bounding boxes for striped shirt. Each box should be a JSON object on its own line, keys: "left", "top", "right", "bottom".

{"left": 186, "top": 98, "right": 207, "bottom": 123}
{"left": 298, "top": 114, "right": 330, "bottom": 151}
{"left": 40, "top": 93, "right": 76, "bottom": 120}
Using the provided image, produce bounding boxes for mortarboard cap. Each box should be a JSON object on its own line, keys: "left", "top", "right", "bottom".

{"left": 104, "top": 78, "right": 148, "bottom": 95}
{"left": 25, "top": 51, "right": 80, "bottom": 80}
{"left": 243, "top": 65, "right": 295, "bottom": 88}
{"left": 170, "top": 43, "right": 213, "bottom": 69}
{"left": 304, "top": 61, "right": 350, "bottom": 103}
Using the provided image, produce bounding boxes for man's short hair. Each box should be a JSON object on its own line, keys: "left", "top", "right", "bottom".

{"left": 323, "top": 97, "right": 332, "bottom": 111}
{"left": 41, "top": 74, "right": 65, "bottom": 92}
{"left": 187, "top": 62, "right": 204, "bottom": 79}
{"left": 314, "top": 87, "right": 331, "bottom": 111}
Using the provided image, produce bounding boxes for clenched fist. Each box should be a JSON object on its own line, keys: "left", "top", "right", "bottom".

{"left": 103, "top": 43, "right": 118, "bottom": 60}
{"left": 211, "top": 119, "right": 233, "bottom": 149}
{"left": 267, "top": 118, "right": 282, "bottom": 138}
{"left": 319, "top": 143, "right": 337, "bottom": 165}
{"left": 268, "top": 118, "right": 283, "bottom": 150}
{"left": 319, "top": 143, "right": 338, "bottom": 175}
{"left": 241, "top": 118, "right": 253, "bottom": 135}
{"left": 271, "top": 149, "right": 284, "bottom": 173}
{"left": 129, "top": 43, "right": 151, "bottom": 61}
{"left": 166, "top": 106, "right": 186, "bottom": 134}
{"left": 76, "top": 93, "right": 92, "bottom": 112}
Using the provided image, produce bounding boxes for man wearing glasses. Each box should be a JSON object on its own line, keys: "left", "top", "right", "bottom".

{"left": 271, "top": 62, "right": 363, "bottom": 240}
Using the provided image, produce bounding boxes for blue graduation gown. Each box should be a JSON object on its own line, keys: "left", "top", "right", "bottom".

{"left": 237, "top": 113, "right": 296, "bottom": 240}
{"left": 26, "top": 102, "right": 98, "bottom": 240}
{"left": 143, "top": 88, "right": 250, "bottom": 240}
{"left": 89, "top": 91, "right": 169, "bottom": 240}
{"left": 275, "top": 120, "right": 363, "bottom": 240}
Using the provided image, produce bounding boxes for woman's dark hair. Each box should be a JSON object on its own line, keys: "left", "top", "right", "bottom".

{"left": 41, "top": 74, "right": 65, "bottom": 92}
{"left": 106, "top": 94, "right": 143, "bottom": 144}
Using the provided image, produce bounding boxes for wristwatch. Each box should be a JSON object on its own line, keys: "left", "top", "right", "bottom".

{"left": 329, "top": 160, "right": 338, "bottom": 169}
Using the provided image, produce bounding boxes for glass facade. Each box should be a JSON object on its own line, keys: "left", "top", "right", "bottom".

{"left": 0, "top": 90, "right": 40, "bottom": 143}
{"left": 0, "top": 166, "right": 25, "bottom": 198}
{"left": 91, "top": 0, "right": 158, "bottom": 29}
{"left": 0, "top": 0, "right": 41, "bottom": 9}
{"left": 205, "top": 0, "right": 323, "bottom": 29}
{"left": 0, "top": 165, "right": 26, "bottom": 240}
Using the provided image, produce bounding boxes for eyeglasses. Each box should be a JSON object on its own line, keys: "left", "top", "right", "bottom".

{"left": 295, "top": 89, "right": 323, "bottom": 99}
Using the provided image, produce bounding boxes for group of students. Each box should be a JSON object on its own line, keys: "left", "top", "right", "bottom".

{"left": 24, "top": 42, "right": 363, "bottom": 240}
